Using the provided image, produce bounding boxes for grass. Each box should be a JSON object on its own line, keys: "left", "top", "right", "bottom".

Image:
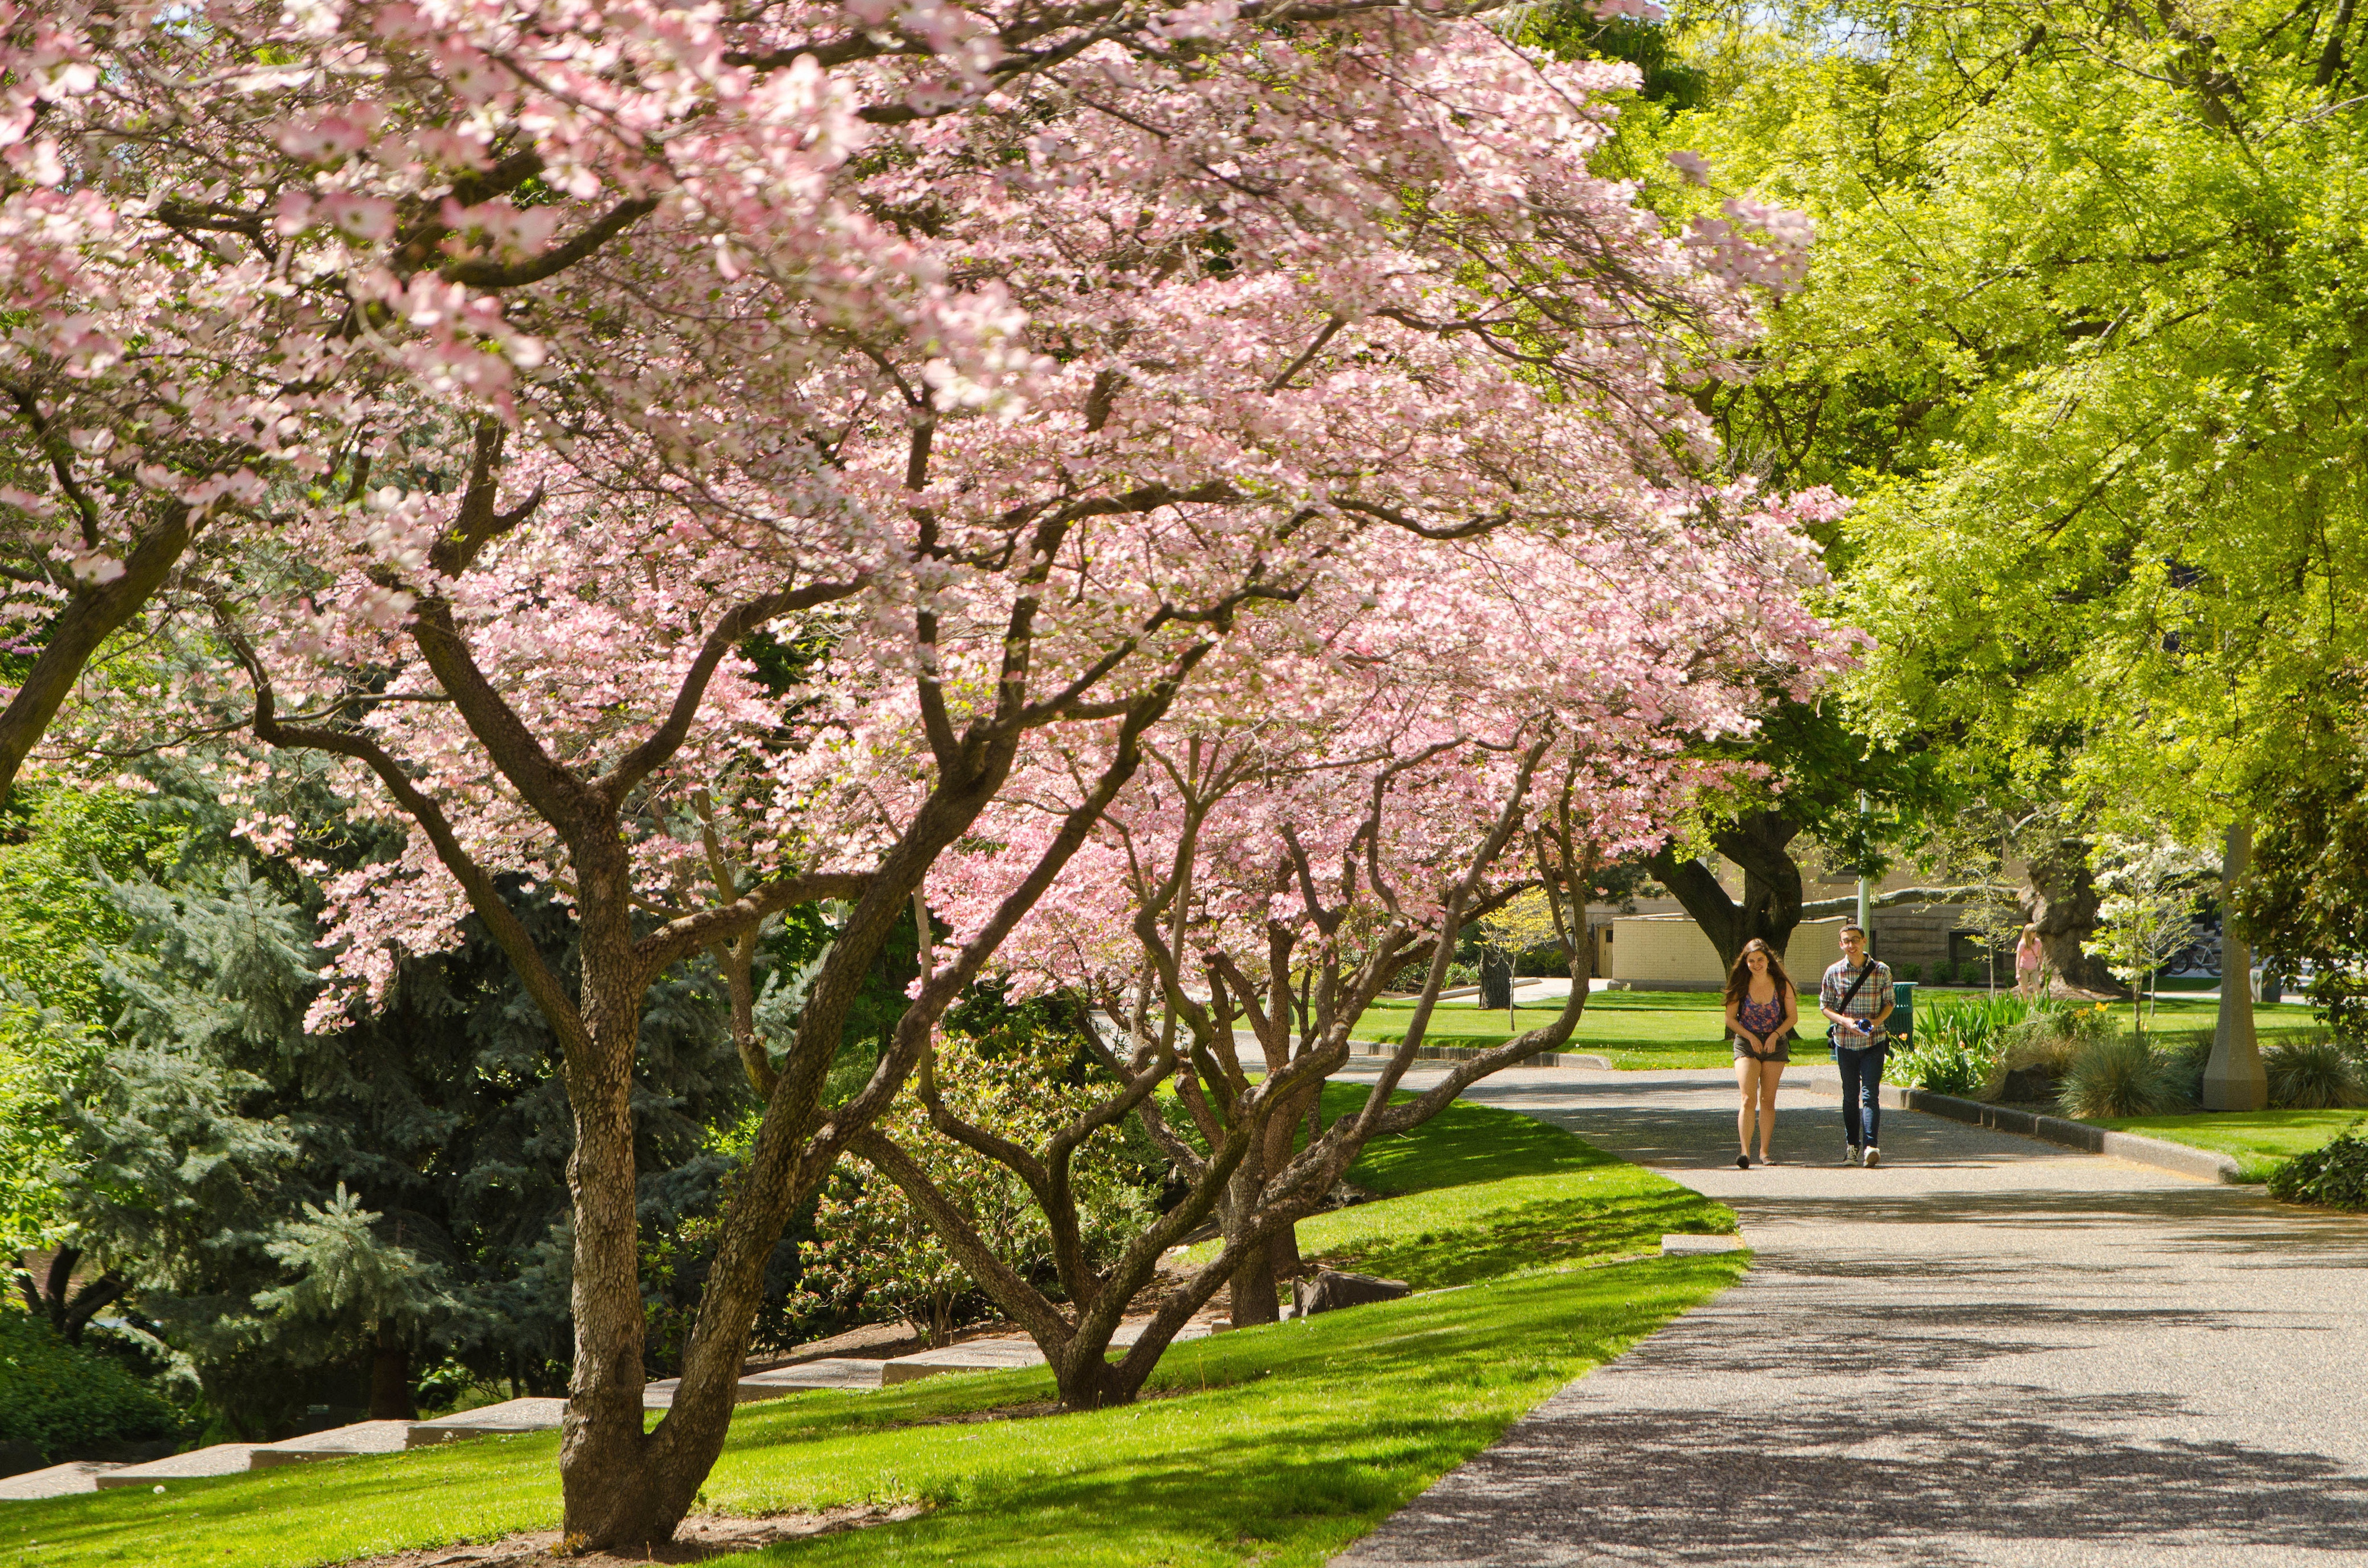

{"left": 11, "top": 1096, "right": 1742, "bottom": 1568}
{"left": 1349, "top": 987, "right": 2324, "bottom": 1071}
{"left": 1353, "top": 989, "right": 1736, "bottom": 1069}
{"left": 2089, "top": 1108, "right": 2368, "bottom": 1183}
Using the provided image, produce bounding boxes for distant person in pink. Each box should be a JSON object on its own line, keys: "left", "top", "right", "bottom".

{"left": 2016, "top": 923, "right": 2045, "bottom": 999}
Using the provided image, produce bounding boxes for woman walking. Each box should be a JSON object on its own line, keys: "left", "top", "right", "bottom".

{"left": 1725, "top": 938, "right": 1799, "bottom": 1168}
{"left": 2015, "top": 923, "right": 2046, "bottom": 1000}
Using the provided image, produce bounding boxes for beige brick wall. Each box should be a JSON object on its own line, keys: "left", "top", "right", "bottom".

{"left": 1607, "top": 916, "right": 1844, "bottom": 989}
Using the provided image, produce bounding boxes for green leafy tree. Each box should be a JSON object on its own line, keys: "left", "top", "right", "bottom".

{"left": 2237, "top": 704, "right": 2368, "bottom": 1044}
{"left": 1, "top": 785, "right": 186, "bottom": 1310}
{"left": 1648, "top": 0, "right": 2368, "bottom": 1087}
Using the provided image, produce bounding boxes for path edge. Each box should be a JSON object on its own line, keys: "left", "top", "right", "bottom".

{"left": 1801, "top": 1076, "right": 2242, "bottom": 1183}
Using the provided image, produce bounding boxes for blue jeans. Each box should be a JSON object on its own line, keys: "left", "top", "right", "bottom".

{"left": 1835, "top": 1045, "right": 1886, "bottom": 1148}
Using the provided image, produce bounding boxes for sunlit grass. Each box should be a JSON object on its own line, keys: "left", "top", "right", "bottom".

{"left": 10, "top": 1094, "right": 1742, "bottom": 1568}
{"left": 1349, "top": 987, "right": 2321, "bottom": 1073}
{"left": 2090, "top": 1108, "right": 2368, "bottom": 1183}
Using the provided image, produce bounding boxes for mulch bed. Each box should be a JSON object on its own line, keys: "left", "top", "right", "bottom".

{"left": 340, "top": 1505, "right": 925, "bottom": 1567}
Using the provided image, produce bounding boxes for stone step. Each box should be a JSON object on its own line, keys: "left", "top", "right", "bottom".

{"left": 1112, "top": 1322, "right": 1214, "bottom": 1348}
{"left": 92, "top": 1444, "right": 263, "bottom": 1489}
{"left": 406, "top": 1398, "right": 568, "bottom": 1449}
{"left": 879, "top": 1338, "right": 1048, "bottom": 1385}
{"left": 249, "top": 1419, "right": 416, "bottom": 1468}
{"left": 738, "top": 1358, "right": 887, "bottom": 1392}
{"left": 0, "top": 1461, "right": 124, "bottom": 1500}
{"left": 874, "top": 1322, "right": 1214, "bottom": 1386}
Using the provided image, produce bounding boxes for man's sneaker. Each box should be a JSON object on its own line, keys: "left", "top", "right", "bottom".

{"left": 1841, "top": 1146, "right": 1862, "bottom": 1165}
{"left": 1862, "top": 1146, "right": 1881, "bottom": 1168}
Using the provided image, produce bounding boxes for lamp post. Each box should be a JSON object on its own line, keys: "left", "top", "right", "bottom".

{"left": 1856, "top": 791, "right": 1872, "bottom": 937}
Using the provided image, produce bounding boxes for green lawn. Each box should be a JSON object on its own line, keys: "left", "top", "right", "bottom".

{"left": 1353, "top": 990, "right": 1736, "bottom": 1069}
{"left": 12, "top": 1096, "right": 1742, "bottom": 1568}
{"left": 1349, "top": 988, "right": 2322, "bottom": 1071}
{"left": 2090, "top": 1108, "right": 2368, "bottom": 1183}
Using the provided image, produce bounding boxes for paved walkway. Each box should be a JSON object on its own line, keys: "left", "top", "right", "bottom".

{"left": 1336, "top": 1065, "right": 2368, "bottom": 1567}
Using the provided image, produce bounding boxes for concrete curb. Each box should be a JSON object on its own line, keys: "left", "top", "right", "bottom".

{"left": 1803, "top": 1075, "right": 2242, "bottom": 1183}
{"left": 1352, "top": 1041, "right": 1614, "bottom": 1071}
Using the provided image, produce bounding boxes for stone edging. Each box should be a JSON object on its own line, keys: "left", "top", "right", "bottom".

{"left": 1801, "top": 1075, "right": 2242, "bottom": 1183}
{"left": 1350, "top": 1041, "right": 1615, "bottom": 1071}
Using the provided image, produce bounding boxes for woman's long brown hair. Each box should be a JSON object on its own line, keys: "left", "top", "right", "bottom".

{"left": 1724, "top": 938, "right": 1796, "bottom": 1009}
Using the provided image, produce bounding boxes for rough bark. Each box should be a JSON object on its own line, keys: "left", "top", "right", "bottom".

{"left": 1224, "top": 1152, "right": 1280, "bottom": 1326}
{"left": 555, "top": 863, "right": 666, "bottom": 1548}
{"left": 2025, "top": 836, "right": 2123, "bottom": 994}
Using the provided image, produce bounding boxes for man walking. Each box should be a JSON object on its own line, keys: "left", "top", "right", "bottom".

{"left": 1819, "top": 925, "right": 1894, "bottom": 1167}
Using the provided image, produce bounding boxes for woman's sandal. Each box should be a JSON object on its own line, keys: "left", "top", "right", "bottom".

{"left": 1734, "top": 1153, "right": 1751, "bottom": 1169}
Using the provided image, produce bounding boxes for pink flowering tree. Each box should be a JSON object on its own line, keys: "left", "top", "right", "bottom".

{"left": 28, "top": 0, "right": 1819, "bottom": 1547}
{"left": 866, "top": 493, "right": 1843, "bottom": 1403}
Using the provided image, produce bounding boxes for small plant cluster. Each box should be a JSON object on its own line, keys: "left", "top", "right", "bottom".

{"left": 1890, "top": 994, "right": 2090, "bottom": 1098}
{"left": 2262, "top": 1036, "right": 2368, "bottom": 1109}
{"left": 1879, "top": 998, "right": 2358, "bottom": 1122}
{"left": 2267, "top": 1121, "right": 2368, "bottom": 1210}
{"left": 1889, "top": 992, "right": 2030, "bottom": 1096}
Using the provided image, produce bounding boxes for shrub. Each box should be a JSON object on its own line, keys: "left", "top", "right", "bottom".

{"left": 1928, "top": 960, "right": 1955, "bottom": 986}
{"left": 1979, "top": 1000, "right": 2109, "bottom": 1100}
{"left": 1893, "top": 992, "right": 2023, "bottom": 1096}
{"left": 791, "top": 1028, "right": 1155, "bottom": 1346}
{"left": 1890, "top": 1035, "right": 1989, "bottom": 1097}
{"left": 2157, "top": 1029, "right": 2215, "bottom": 1106}
{"left": 2057, "top": 1033, "right": 2183, "bottom": 1119}
{"left": 2267, "top": 1121, "right": 2368, "bottom": 1210}
{"left": 2263, "top": 1035, "right": 2368, "bottom": 1109}
{"left": 1897, "top": 962, "right": 1923, "bottom": 984}
{"left": 0, "top": 1309, "right": 185, "bottom": 1461}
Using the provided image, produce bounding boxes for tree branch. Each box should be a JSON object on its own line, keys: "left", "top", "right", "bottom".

{"left": 439, "top": 197, "right": 661, "bottom": 288}
{"left": 234, "top": 641, "right": 587, "bottom": 1052}
{"left": 633, "top": 869, "right": 873, "bottom": 980}
{"left": 598, "top": 578, "right": 865, "bottom": 807}
{"left": 1797, "top": 884, "right": 2020, "bottom": 919}
{"left": 0, "top": 504, "right": 191, "bottom": 800}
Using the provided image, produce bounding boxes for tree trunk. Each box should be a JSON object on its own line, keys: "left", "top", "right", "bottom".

{"left": 1260, "top": 1083, "right": 1311, "bottom": 1286}
{"left": 368, "top": 1324, "right": 415, "bottom": 1421}
{"left": 1224, "top": 1154, "right": 1278, "bottom": 1326}
{"left": 1649, "top": 810, "right": 1806, "bottom": 974}
{"left": 2204, "top": 823, "right": 2268, "bottom": 1110}
{"left": 1050, "top": 1339, "right": 1132, "bottom": 1409}
{"left": 556, "top": 894, "right": 669, "bottom": 1551}
{"left": 2025, "top": 836, "right": 2122, "bottom": 994}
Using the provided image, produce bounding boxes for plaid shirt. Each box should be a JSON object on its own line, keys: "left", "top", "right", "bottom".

{"left": 1821, "top": 957, "right": 1893, "bottom": 1045}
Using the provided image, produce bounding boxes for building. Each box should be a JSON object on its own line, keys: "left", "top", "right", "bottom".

{"left": 1584, "top": 859, "right": 2010, "bottom": 990}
